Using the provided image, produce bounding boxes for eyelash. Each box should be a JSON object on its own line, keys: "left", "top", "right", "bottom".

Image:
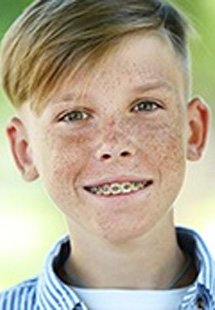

{"left": 58, "top": 110, "right": 90, "bottom": 122}
{"left": 58, "top": 100, "right": 162, "bottom": 123}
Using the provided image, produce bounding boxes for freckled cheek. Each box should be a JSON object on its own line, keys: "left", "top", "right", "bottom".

{"left": 131, "top": 120, "right": 185, "bottom": 168}
{"left": 37, "top": 132, "right": 92, "bottom": 182}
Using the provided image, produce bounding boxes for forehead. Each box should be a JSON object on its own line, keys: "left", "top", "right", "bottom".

{"left": 39, "top": 32, "right": 187, "bottom": 110}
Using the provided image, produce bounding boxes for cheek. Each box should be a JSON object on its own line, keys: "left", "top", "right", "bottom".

{"left": 129, "top": 116, "right": 186, "bottom": 202}
{"left": 35, "top": 130, "right": 91, "bottom": 186}
{"left": 138, "top": 118, "right": 186, "bottom": 205}
{"left": 131, "top": 116, "right": 186, "bottom": 166}
{"left": 35, "top": 132, "right": 92, "bottom": 218}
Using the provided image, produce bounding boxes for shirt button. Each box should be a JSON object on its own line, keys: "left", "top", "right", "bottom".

{"left": 196, "top": 296, "right": 205, "bottom": 309}
{"left": 74, "top": 303, "right": 82, "bottom": 310}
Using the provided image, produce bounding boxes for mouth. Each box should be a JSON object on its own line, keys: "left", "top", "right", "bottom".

{"left": 84, "top": 180, "right": 153, "bottom": 197}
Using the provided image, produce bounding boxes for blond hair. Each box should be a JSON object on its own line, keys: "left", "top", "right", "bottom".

{"left": 0, "top": 0, "right": 189, "bottom": 114}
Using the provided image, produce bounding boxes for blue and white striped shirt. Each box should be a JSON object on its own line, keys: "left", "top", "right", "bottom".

{"left": 0, "top": 227, "right": 215, "bottom": 309}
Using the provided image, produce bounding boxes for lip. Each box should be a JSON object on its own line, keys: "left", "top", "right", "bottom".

{"left": 82, "top": 175, "right": 153, "bottom": 188}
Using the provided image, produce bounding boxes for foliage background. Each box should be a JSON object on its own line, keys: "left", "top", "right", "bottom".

{"left": 0, "top": 0, "right": 214, "bottom": 290}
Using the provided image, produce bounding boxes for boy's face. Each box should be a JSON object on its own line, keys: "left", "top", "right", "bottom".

{"left": 7, "top": 32, "right": 209, "bottom": 242}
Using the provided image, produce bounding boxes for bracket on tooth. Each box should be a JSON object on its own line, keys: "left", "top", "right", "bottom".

{"left": 86, "top": 181, "right": 147, "bottom": 196}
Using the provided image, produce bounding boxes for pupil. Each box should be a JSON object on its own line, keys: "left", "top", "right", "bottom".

{"left": 76, "top": 112, "right": 82, "bottom": 119}
{"left": 69, "top": 112, "right": 82, "bottom": 120}
{"left": 140, "top": 102, "right": 152, "bottom": 110}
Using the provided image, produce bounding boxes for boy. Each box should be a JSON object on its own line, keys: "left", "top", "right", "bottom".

{"left": 0, "top": 0, "right": 213, "bottom": 309}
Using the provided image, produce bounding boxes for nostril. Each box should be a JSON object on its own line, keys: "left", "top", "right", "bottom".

{"left": 120, "top": 151, "right": 131, "bottom": 157}
{"left": 102, "top": 153, "right": 112, "bottom": 160}
{"left": 99, "top": 150, "right": 132, "bottom": 161}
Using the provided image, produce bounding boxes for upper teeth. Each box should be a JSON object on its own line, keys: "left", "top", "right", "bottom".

{"left": 87, "top": 181, "right": 146, "bottom": 196}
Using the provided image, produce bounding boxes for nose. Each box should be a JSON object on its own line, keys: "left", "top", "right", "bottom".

{"left": 95, "top": 119, "right": 137, "bottom": 162}
{"left": 95, "top": 140, "right": 136, "bottom": 162}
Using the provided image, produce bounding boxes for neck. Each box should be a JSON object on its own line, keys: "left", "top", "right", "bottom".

{"left": 63, "top": 213, "right": 194, "bottom": 289}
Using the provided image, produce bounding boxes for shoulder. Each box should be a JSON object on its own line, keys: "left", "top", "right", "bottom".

{"left": 0, "top": 276, "right": 38, "bottom": 310}
{"left": 0, "top": 235, "right": 70, "bottom": 310}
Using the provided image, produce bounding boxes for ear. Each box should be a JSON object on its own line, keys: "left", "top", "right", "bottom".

{"left": 186, "top": 97, "right": 210, "bottom": 161}
{"left": 6, "top": 117, "right": 39, "bottom": 182}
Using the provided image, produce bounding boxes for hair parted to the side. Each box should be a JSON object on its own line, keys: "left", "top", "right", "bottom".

{"left": 0, "top": 0, "right": 190, "bottom": 114}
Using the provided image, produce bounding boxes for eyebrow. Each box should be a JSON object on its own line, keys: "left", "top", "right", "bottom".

{"left": 131, "top": 80, "right": 176, "bottom": 94}
{"left": 49, "top": 79, "right": 176, "bottom": 106}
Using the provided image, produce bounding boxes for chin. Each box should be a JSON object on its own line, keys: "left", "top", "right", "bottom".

{"left": 94, "top": 220, "right": 152, "bottom": 244}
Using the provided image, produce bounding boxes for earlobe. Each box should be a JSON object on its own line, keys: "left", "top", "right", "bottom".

{"left": 186, "top": 97, "right": 210, "bottom": 161}
{"left": 6, "top": 117, "right": 39, "bottom": 182}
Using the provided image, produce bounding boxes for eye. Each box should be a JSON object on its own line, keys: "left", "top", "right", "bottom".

{"left": 131, "top": 100, "right": 162, "bottom": 113}
{"left": 59, "top": 110, "right": 90, "bottom": 122}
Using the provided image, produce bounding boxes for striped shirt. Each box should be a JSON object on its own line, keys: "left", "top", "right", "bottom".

{"left": 0, "top": 227, "right": 215, "bottom": 310}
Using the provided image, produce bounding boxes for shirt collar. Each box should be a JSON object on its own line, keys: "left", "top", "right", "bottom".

{"left": 177, "top": 227, "right": 215, "bottom": 308}
{"left": 36, "top": 227, "right": 215, "bottom": 309}
{"left": 36, "top": 234, "right": 86, "bottom": 309}
{"left": 177, "top": 227, "right": 215, "bottom": 293}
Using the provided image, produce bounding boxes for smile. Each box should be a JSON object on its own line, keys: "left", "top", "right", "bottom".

{"left": 84, "top": 180, "right": 153, "bottom": 197}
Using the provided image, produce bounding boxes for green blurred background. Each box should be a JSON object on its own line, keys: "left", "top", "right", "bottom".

{"left": 0, "top": 0, "right": 214, "bottom": 290}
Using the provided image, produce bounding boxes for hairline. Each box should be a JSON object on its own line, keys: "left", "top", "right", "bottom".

{"left": 29, "top": 28, "right": 190, "bottom": 116}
